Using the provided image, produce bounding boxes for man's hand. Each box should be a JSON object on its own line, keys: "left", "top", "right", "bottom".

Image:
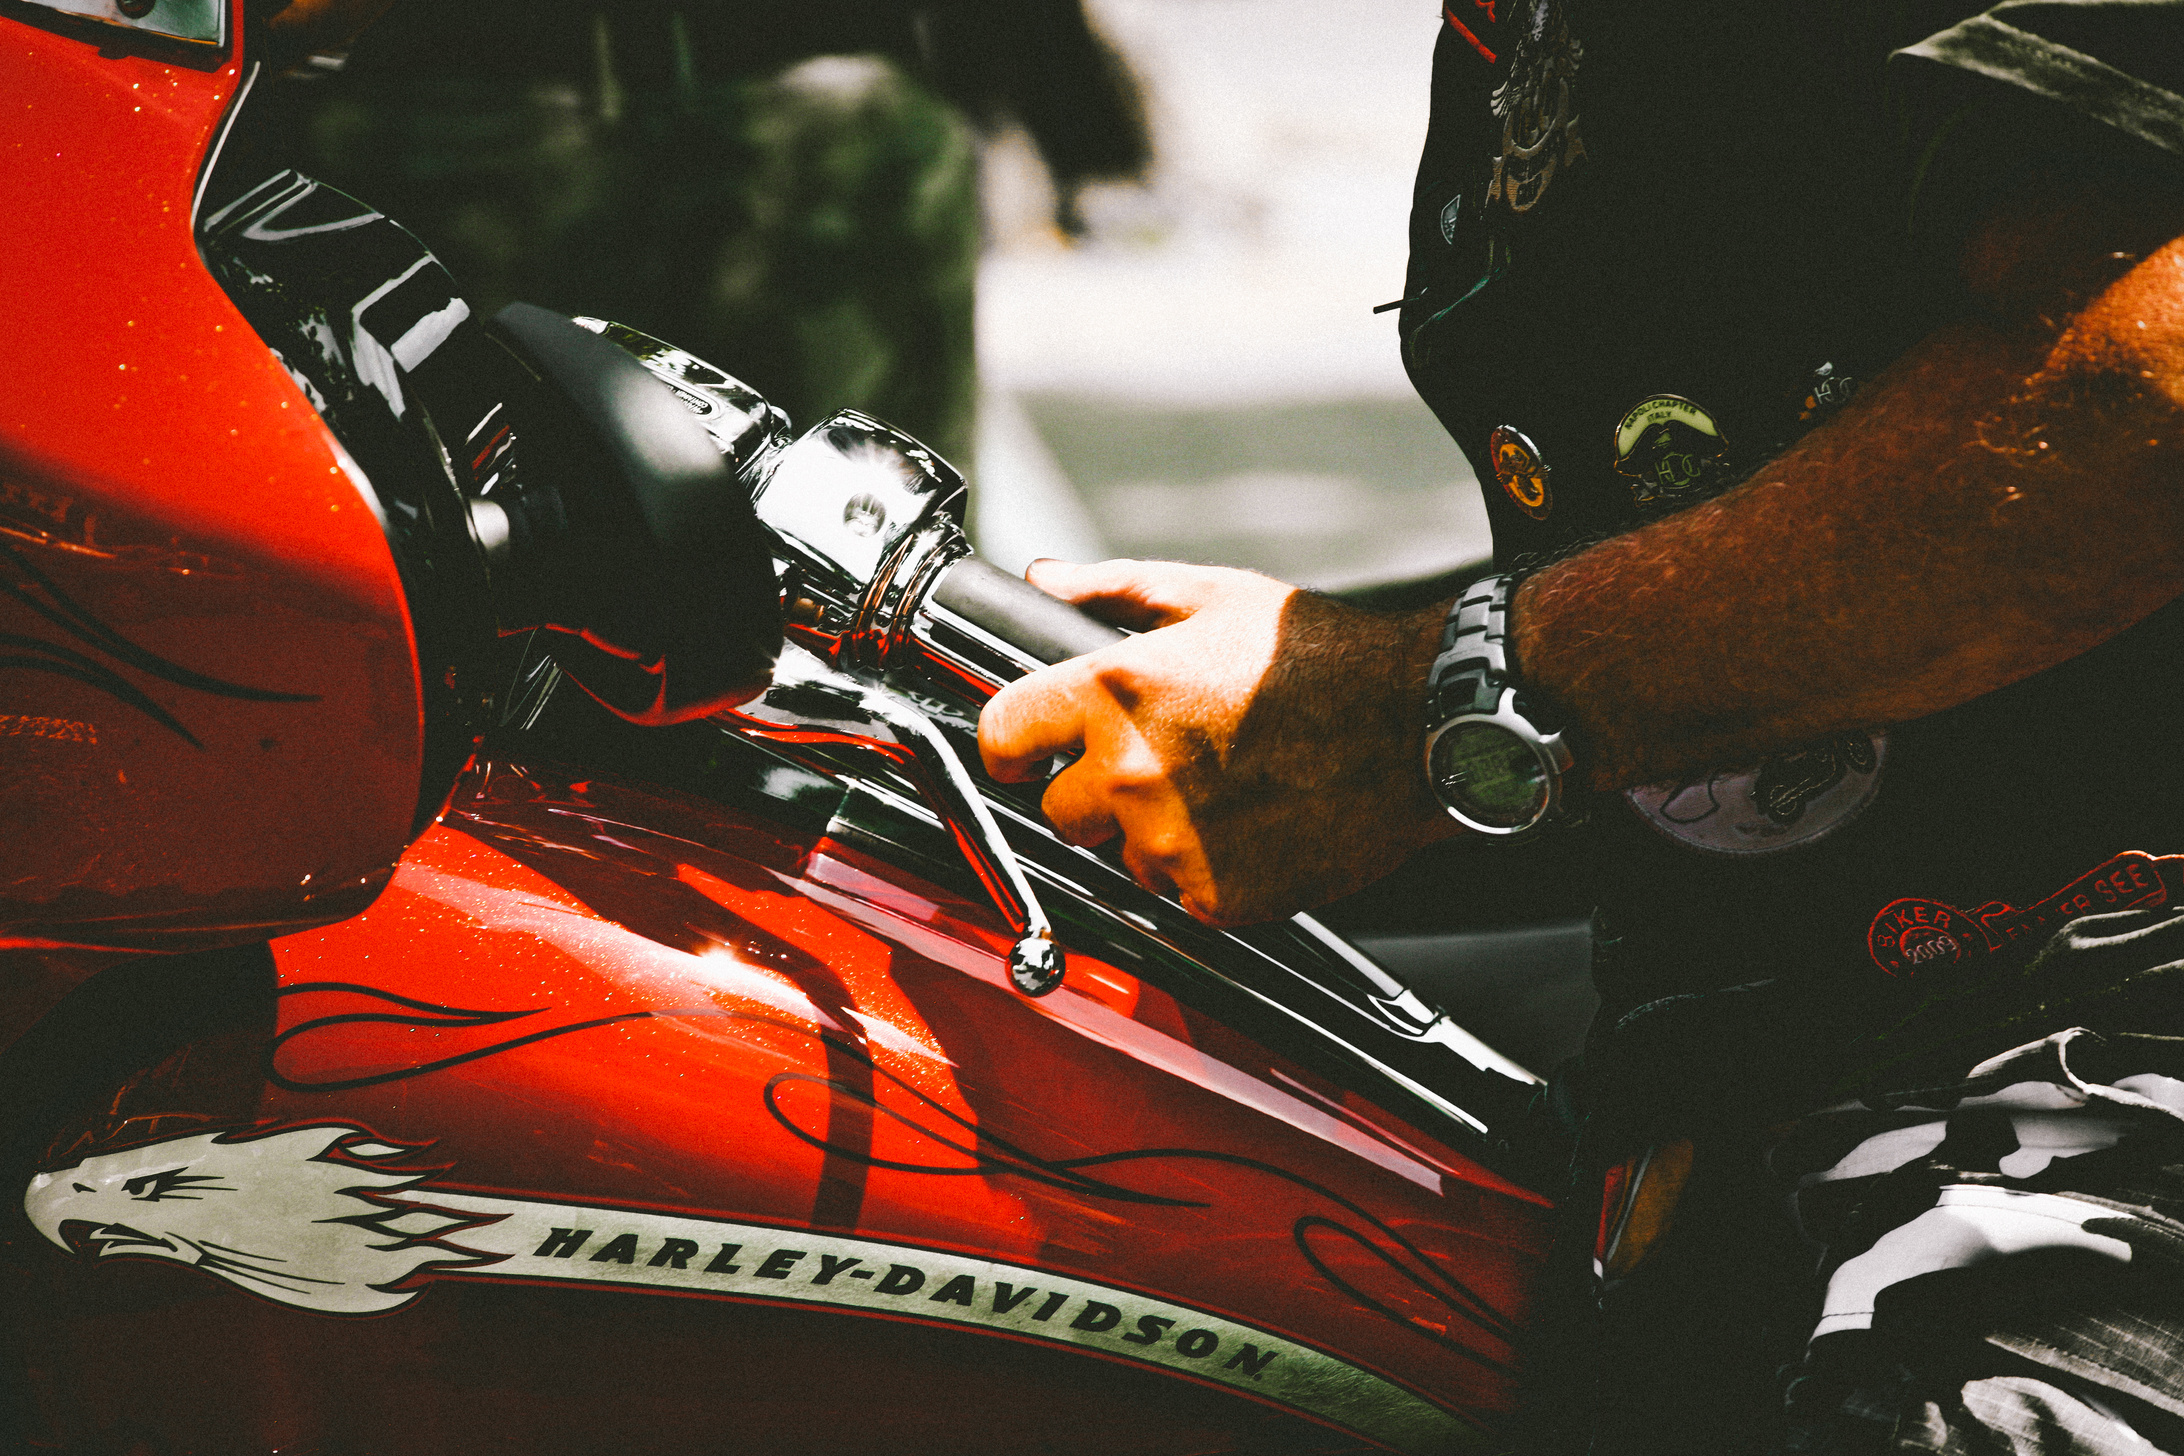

{"left": 978, "top": 560, "right": 1462, "bottom": 926}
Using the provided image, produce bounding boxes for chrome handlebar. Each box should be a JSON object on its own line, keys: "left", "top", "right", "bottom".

{"left": 574, "top": 317, "right": 1118, "bottom": 701}
{"left": 575, "top": 320, "right": 1542, "bottom": 1079}
{"left": 577, "top": 317, "right": 1077, "bottom": 992}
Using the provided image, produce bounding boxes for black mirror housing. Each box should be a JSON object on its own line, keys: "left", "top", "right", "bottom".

{"left": 485, "top": 303, "right": 781, "bottom": 724}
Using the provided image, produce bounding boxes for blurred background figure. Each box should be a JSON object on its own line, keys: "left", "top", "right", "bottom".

{"left": 249, "top": 0, "right": 1152, "bottom": 470}
{"left": 975, "top": 0, "right": 1488, "bottom": 591}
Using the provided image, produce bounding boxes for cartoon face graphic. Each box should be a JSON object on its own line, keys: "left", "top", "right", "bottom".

{"left": 25, "top": 1125, "right": 496, "bottom": 1313}
{"left": 1488, "top": 425, "right": 1553, "bottom": 519}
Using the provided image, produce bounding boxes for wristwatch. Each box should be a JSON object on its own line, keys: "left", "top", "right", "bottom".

{"left": 1421, "top": 573, "right": 1576, "bottom": 837}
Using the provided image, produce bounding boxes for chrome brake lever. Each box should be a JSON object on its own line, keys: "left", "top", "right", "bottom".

{"left": 719, "top": 646, "right": 1065, "bottom": 997}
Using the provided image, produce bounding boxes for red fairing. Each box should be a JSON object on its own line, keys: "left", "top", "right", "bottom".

{"left": 0, "top": 10, "right": 423, "bottom": 953}
{"left": 18, "top": 763, "right": 1553, "bottom": 1453}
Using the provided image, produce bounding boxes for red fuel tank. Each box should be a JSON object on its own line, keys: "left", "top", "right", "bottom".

{"left": 0, "top": 6, "right": 427, "bottom": 955}
{"left": 11, "top": 759, "right": 1554, "bottom": 1454}
{"left": 0, "top": 4, "right": 1556, "bottom": 1445}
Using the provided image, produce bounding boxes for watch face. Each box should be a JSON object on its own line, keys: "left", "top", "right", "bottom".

{"left": 1431, "top": 720, "right": 1549, "bottom": 830}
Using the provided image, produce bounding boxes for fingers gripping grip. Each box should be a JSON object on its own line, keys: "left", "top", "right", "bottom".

{"left": 931, "top": 557, "right": 1125, "bottom": 666}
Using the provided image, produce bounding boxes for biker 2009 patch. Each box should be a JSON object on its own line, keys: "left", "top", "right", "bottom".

{"left": 1867, "top": 851, "right": 2180, "bottom": 977}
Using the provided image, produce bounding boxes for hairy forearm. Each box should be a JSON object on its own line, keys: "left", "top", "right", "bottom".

{"left": 1513, "top": 202, "right": 2184, "bottom": 793}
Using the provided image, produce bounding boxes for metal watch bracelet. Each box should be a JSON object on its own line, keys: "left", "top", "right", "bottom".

{"left": 1426, "top": 574, "right": 1525, "bottom": 725}
{"left": 1423, "top": 573, "right": 1577, "bottom": 836}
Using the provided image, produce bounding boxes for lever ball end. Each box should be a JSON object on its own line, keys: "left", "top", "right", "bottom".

{"left": 1009, "top": 935, "right": 1065, "bottom": 997}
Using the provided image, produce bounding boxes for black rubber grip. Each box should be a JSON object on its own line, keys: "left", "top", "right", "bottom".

{"left": 931, "top": 557, "right": 1125, "bottom": 665}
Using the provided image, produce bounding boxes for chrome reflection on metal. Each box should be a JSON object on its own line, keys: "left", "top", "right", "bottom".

{"left": 595, "top": 325, "right": 1034, "bottom": 702}
{"left": 911, "top": 584, "right": 1055, "bottom": 696}
{"left": 1007, "top": 932, "right": 1065, "bottom": 997}
{"left": 20, "top": 0, "right": 223, "bottom": 44}
{"left": 1290, "top": 916, "right": 1540, "bottom": 1084}
{"left": 666, "top": 638, "right": 1536, "bottom": 1139}
{"left": 746, "top": 419, "right": 1061, "bottom": 701}
{"left": 746, "top": 413, "right": 979, "bottom": 679}
{"left": 751, "top": 415, "right": 965, "bottom": 603}
{"left": 719, "top": 645, "right": 1064, "bottom": 995}
{"left": 571, "top": 318, "right": 791, "bottom": 478}
{"left": 712, "top": 651, "right": 1538, "bottom": 1120}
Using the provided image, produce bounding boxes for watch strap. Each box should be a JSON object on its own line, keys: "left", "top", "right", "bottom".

{"left": 1426, "top": 573, "right": 1521, "bottom": 724}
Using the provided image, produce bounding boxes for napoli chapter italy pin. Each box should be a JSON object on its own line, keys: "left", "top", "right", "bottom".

{"left": 1612, "top": 394, "right": 1728, "bottom": 505}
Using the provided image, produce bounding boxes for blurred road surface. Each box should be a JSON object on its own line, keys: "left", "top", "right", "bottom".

{"left": 971, "top": 0, "right": 1491, "bottom": 589}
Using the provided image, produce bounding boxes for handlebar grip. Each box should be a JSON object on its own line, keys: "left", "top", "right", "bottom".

{"left": 930, "top": 557, "right": 1126, "bottom": 666}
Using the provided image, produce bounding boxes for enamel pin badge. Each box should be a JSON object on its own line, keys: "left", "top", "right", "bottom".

{"left": 1488, "top": 425, "right": 1553, "bottom": 519}
{"left": 1612, "top": 394, "right": 1730, "bottom": 506}
{"left": 1626, "top": 729, "right": 1887, "bottom": 856}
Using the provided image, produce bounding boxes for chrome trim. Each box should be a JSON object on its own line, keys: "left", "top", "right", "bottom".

{"left": 712, "top": 672, "right": 1540, "bottom": 1139}
{"left": 751, "top": 412, "right": 966, "bottom": 644}
{"left": 569, "top": 318, "right": 790, "bottom": 477}
{"left": 869, "top": 785, "right": 1520, "bottom": 1135}
{"left": 835, "top": 772, "right": 1510, "bottom": 1140}
{"left": 22, "top": 0, "right": 224, "bottom": 45}
{"left": 1291, "top": 914, "right": 1542, "bottom": 1084}
{"left": 719, "top": 645, "right": 1064, "bottom": 995}
{"left": 596, "top": 325, "right": 1030, "bottom": 701}
{"left": 585, "top": 320, "right": 1548, "bottom": 1132}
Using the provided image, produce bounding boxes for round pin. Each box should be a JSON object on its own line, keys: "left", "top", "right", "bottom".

{"left": 1611, "top": 394, "right": 1729, "bottom": 506}
{"left": 1488, "top": 425, "right": 1553, "bottom": 520}
{"left": 1625, "top": 729, "right": 1887, "bottom": 856}
{"left": 1797, "top": 361, "right": 1859, "bottom": 424}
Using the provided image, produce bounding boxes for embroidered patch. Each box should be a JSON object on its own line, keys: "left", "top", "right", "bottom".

{"left": 1625, "top": 729, "right": 1886, "bottom": 856}
{"left": 1867, "top": 850, "right": 2180, "bottom": 978}
{"left": 1487, "top": 425, "right": 1552, "bottom": 519}
{"left": 1612, "top": 394, "right": 1730, "bottom": 506}
{"left": 1487, "top": 0, "right": 1586, "bottom": 215}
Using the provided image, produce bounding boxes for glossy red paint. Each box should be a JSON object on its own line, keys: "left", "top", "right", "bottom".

{"left": 15, "top": 760, "right": 1552, "bottom": 1452}
{"left": 0, "top": 4, "right": 423, "bottom": 955}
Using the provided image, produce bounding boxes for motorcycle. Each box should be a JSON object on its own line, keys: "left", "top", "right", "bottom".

{"left": 0, "top": 8, "right": 1557, "bottom": 1451}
